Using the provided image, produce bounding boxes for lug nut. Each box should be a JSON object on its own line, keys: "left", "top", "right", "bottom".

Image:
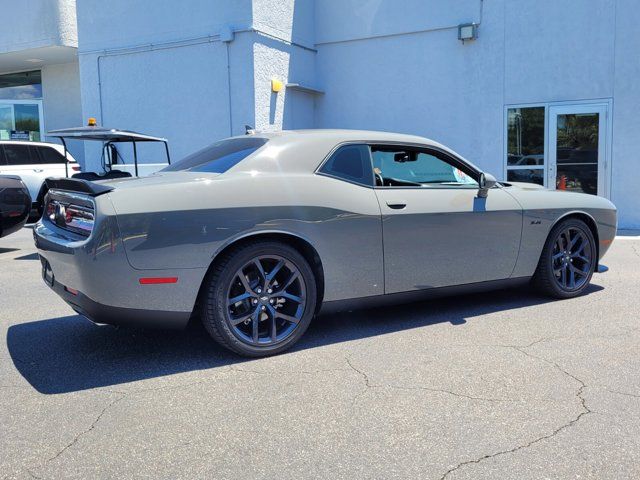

{"left": 256, "top": 288, "right": 262, "bottom": 294}
{"left": 261, "top": 305, "right": 266, "bottom": 311}
{"left": 267, "top": 289, "right": 272, "bottom": 294}
{"left": 252, "top": 298, "right": 258, "bottom": 305}
{"left": 269, "top": 298, "right": 274, "bottom": 304}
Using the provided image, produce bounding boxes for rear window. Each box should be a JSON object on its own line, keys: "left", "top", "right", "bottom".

{"left": 162, "top": 137, "right": 268, "bottom": 173}
{"left": 38, "top": 146, "right": 66, "bottom": 164}
{"left": 2, "top": 144, "right": 39, "bottom": 165}
{"left": 319, "top": 144, "right": 374, "bottom": 186}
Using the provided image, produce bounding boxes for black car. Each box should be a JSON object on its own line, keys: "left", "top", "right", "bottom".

{"left": 0, "top": 176, "right": 31, "bottom": 238}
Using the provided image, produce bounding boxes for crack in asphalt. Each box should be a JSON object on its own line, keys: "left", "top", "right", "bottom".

{"left": 345, "top": 356, "right": 376, "bottom": 408}
{"left": 15, "top": 335, "right": 633, "bottom": 478}
{"left": 605, "top": 388, "right": 640, "bottom": 399}
{"left": 25, "top": 468, "right": 42, "bottom": 479}
{"left": 438, "top": 344, "right": 592, "bottom": 479}
{"left": 344, "top": 357, "right": 521, "bottom": 407}
{"left": 44, "top": 392, "right": 126, "bottom": 465}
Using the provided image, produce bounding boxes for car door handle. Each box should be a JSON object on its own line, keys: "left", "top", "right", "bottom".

{"left": 386, "top": 201, "right": 407, "bottom": 210}
{"left": 33, "top": 169, "right": 44, "bottom": 173}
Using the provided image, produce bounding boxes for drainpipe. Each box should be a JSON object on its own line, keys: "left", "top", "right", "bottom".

{"left": 220, "top": 25, "right": 235, "bottom": 136}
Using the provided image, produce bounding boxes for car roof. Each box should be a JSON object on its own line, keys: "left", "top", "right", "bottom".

{"left": 233, "top": 129, "right": 481, "bottom": 174}
{"left": 0, "top": 140, "right": 65, "bottom": 148}
{"left": 253, "top": 129, "right": 444, "bottom": 145}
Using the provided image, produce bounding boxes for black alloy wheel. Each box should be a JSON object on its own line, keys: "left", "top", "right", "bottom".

{"left": 532, "top": 218, "right": 596, "bottom": 298}
{"left": 202, "top": 240, "right": 317, "bottom": 357}
{"left": 226, "top": 255, "right": 307, "bottom": 346}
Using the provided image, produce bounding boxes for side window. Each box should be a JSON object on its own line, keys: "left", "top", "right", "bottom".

{"left": 3, "top": 144, "right": 38, "bottom": 165}
{"left": 38, "top": 146, "right": 66, "bottom": 164}
{"left": 371, "top": 146, "right": 478, "bottom": 187}
{"left": 319, "top": 144, "right": 373, "bottom": 186}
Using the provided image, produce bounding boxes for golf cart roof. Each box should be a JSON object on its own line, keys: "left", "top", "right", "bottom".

{"left": 47, "top": 126, "right": 167, "bottom": 143}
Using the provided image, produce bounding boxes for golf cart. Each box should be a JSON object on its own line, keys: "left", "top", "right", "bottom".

{"left": 47, "top": 119, "right": 171, "bottom": 181}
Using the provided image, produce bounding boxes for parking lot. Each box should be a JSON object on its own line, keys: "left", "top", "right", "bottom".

{"left": 1, "top": 226, "right": 639, "bottom": 479}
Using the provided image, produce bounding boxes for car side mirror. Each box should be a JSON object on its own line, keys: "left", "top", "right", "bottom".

{"left": 478, "top": 172, "right": 497, "bottom": 198}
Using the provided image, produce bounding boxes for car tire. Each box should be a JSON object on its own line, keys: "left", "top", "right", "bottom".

{"left": 201, "top": 240, "right": 317, "bottom": 357}
{"left": 532, "top": 218, "right": 596, "bottom": 298}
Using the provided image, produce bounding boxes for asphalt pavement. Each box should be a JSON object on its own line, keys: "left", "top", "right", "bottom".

{"left": 1, "top": 227, "right": 639, "bottom": 479}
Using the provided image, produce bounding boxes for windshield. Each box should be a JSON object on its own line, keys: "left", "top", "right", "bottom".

{"left": 162, "top": 137, "right": 268, "bottom": 173}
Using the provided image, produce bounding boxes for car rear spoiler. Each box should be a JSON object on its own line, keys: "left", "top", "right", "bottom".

{"left": 45, "top": 177, "right": 114, "bottom": 196}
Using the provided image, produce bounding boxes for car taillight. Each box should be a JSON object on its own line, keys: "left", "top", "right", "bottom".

{"left": 47, "top": 199, "right": 94, "bottom": 237}
{"left": 71, "top": 165, "right": 81, "bottom": 171}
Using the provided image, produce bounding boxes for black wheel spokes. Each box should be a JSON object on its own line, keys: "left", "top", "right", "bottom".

{"left": 552, "top": 227, "right": 592, "bottom": 291}
{"left": 227, "top": 255, "right": 306, "bottom": 346}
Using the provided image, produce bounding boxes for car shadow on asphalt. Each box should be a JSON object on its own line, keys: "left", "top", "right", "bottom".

{"left": 7, "top": 284, "right": 603, "bottom": 394}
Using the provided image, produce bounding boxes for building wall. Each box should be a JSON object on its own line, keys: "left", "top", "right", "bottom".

{"left": 313, "top": 0, "right": 640, "bottom": 228}
{"left": 41, "top": 61, "right": 83, "bottom": 161}
{"left": 611, "top": 0, "right": 640, "bottom": 229}
{"left": 76, "top": 0, "right": 257, "bottom": 168}
{"left": 76, "top": 0, "right": 316, "bottom": 169}
{"left": 314, "top": 0, "right": 498, "bottom": 171}
{"left": 251, "top": 0, "right": 316, "bottom": 132}
{"left": 76, "top": 0, "right": 252, "bottom": 52}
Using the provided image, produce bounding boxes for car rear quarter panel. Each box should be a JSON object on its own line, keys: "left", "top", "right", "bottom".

{"left": 34, "top": 193, "right": 207, "bottom": 315}
{"left": 108, "top": 173, "right": 385, "bottom": 302}
{"left": 505, "top": 187, "right": 617, "bottom": 277}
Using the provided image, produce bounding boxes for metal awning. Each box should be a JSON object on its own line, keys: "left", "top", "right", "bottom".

{"left": 47, "top": 127, "right": 168, "bottom": 143}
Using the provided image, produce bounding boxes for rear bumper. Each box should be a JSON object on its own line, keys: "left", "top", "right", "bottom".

{"left": 44, "top": 265, "right": 191, "bottom": 328}
{"left": 33, "top": 192, "right": 206, "bottom": 329}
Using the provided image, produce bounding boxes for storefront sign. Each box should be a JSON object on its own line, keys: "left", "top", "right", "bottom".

{"left": 10, "top": 130, "right": 30, "bottom": 140}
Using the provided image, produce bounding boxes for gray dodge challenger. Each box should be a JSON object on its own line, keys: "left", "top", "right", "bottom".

{"left": 34, "top": 130, "right": 617, "bottom": 356}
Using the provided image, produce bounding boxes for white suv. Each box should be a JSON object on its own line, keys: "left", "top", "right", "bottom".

{"left": 0, "top": 141, "right": 80, "bottom": 216}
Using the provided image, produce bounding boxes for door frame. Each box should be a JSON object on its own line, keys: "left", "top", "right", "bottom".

{"left": 504, "top": 98, "right": 613, "bottom": 199}
{"left": 547, "top": 103, "right": 609, "bottom": 198}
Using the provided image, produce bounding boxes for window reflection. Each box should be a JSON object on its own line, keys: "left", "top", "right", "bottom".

{"left": 507, "top": 169, "right": 544, "bottom": 186}
{"left": 555, "top": 113, "right": 599, "bottom": 195}
{"left": 0, "top": 71, "right": 42, "bottom": 141}
{"left": 0, "top": 71, "right": 42, "bottom": 100}
{"left": 507, "top": 106, "right": 545, "bottom": 185}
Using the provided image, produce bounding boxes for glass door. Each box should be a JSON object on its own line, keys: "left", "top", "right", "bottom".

{"left": 548, "top": 104, "right": 608, "bottom": 197}
{"left": 0, "top": 100, "right": 44, "bottom": 141}
{"left": 0, "top": 103, "right": 14, "bottom": 140}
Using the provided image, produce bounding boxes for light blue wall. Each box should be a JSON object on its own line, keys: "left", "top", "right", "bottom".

{"left": 76, "top": 0, "right": 252, "bottom": 52}
{"left": 611, "top": 0, "right": 640, "bottom": 227}
{"left": 313, "top": 0, "right": 639, "bottom": 228}
{"left": 42, "top": 61, "right": 83, "bottom": 162}
{"left": 314, "top": 0, "right": 498, "bottom": 173}
{"left": 315, "top": 0, "right": 479, "bottom": 45}
{"left": 77, "top": 0, "right": 316, "bottom": 167}
{"left": 503, "top": 0, "right": 616, "bottom": 104}
{"left": 77, "top": 0, "right": 257, "bottom": 167}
